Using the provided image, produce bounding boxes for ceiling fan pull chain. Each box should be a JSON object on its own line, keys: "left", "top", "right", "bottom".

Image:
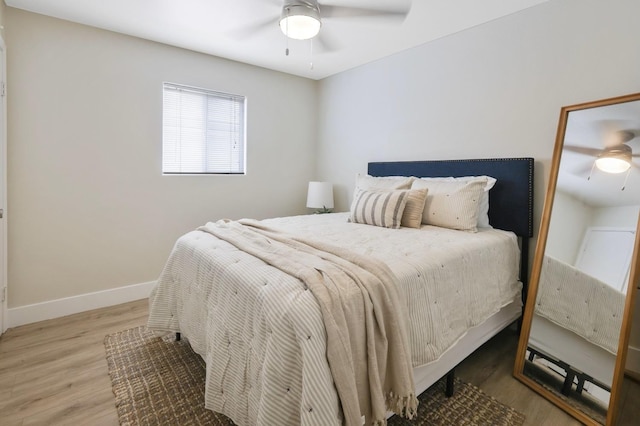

{"left": 587, "top": 160, "right": 596, "bottom": 181}
{"left": 621, "top": 168, "right": 631, "bottom": 191}
{"left": 285, "top": 7, "right": 290, "bottom": 56}
{"left": 310, "top": 38, "right": 314, "bottom": 70}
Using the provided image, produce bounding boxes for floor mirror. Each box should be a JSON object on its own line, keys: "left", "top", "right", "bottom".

{"left": 514, "top": 92, "right": 640, "bottom": 425}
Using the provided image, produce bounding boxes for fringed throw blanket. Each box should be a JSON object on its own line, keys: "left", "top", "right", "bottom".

{"left": 199, "top": 219, "right": 417, "bottom": 425}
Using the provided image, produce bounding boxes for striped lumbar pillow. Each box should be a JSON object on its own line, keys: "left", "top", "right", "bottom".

{"left": 349, "top": 189, "right": 409, "bottom": 229}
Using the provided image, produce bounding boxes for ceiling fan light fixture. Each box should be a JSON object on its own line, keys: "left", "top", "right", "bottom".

{"left": 280, "top": 2, "right": 321, "bottom": 40}
{"left": 594, "top": 146, "right": 632, "bottom": 174}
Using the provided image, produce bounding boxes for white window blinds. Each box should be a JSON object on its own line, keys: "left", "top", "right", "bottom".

{"left": 163, "top": 83, "right": 246, "bottom": 174}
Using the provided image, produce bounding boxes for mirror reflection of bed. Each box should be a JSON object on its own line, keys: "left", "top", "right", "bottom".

{"left": 527, "top": 255, "right": 625, "bottom": 421}
{"left": 526, "top": 196, "right": 636, "bottom": 416}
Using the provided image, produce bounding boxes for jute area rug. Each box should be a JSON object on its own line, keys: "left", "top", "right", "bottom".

{"left": 105, "top": 326, "right": 525, "bottom": 426}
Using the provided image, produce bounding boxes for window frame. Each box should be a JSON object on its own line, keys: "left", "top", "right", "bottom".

{"left": 162, "top": 82, "right": 247, "bottom": 176}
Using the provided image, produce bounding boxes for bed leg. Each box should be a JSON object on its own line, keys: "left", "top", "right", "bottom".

{"left": 561, "top": 370, "right": 575, "bottom": 396}
{"left": 176, "top": 332, "right": 181, "bottom": 341}
{"left": 576, "top": 376, "right": 586, "bottom": 394}
{"left": 445, "top": 369, "right": 455, "bottom": 397}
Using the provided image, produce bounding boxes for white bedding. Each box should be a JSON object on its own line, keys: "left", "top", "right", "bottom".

{"left": 147, "top": 212, "right": 522, "bottom": 425}
{"left": 535, "top": 255, "right": 625, "bottom": 354}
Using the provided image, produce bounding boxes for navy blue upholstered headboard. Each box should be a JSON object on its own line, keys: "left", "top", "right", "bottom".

{"left": 368, "top": 158, "right": 534, "bottom": 238}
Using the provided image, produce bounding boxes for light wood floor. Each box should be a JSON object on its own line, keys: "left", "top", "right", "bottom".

{"left": 0, "top": 299, "right": 636, "bottom": 425}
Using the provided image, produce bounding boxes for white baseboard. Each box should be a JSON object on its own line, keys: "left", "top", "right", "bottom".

{"left": 626, "top": 344, "right": 640, "bottom": 375}
{"left": 7, "top": 281, "right": 155, "bottom": 328}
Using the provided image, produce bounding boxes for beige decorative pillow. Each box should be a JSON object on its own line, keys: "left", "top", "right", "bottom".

{"left": 411, "top": 178, "right": 487, "bottom": 232}
{"left": 349, "top": 189, "right": 409, "bottom": 229}
{"left": 401, "top": 188, "right": 428, "bottom": 228}
{"left": 416, "top": 176, "right": 496, "bottom": 228}
{"left": 355, "top": 174, "right": 414, "bottom": 191}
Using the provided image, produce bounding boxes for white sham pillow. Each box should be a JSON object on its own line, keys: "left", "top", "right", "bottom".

{"left": 411, "top": 178, "right": 487, "bottom": 232}
{"left": 355, "top": 174, "right": 414, "bottom": 191}
{"left": 413, "top": 176, "right": 496, "bottom": 228}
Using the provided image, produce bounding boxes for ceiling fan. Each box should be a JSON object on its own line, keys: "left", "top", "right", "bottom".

{"left": 234, "top": 0, "right": 411, "bottom": 51}
{"left": 564, "top": 129, "right": 640, "bottom": 174}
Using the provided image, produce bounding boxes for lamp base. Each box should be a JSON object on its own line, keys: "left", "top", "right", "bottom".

{"left": 313, "top": 206, "right": 332, "bottom": 214}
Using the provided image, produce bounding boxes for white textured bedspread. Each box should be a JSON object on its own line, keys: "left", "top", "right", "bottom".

{"left": 536, "top": 255, "right": 624, "bottom": 354}
{"left": 147, "top": 213, "right": 521, "bottom": 426}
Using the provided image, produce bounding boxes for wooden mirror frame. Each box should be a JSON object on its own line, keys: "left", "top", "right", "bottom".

{"left": 514, "top": 92, "right": 640, "bottom": 426}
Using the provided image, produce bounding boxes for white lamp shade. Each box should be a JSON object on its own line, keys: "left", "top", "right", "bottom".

{"left": 306, "top": 181, "right": 334, "bottom": 209}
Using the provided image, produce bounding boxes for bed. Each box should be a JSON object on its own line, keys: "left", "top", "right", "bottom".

{"left": 527, "top": 255, "right": 625, "bottom": 398}
{"left": 147, "top": 157, "right": 534, "bottom": 426}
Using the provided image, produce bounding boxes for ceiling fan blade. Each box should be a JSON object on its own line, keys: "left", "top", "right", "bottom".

{"left": 320, "top": 4, "right": 410, "bottom": 22}
{"left": 228, "top": 17, "right": 276, "bottom": 40}
{"left": 569, "top": 162, "right": 595, "bottom": 177}
{"left": 589, "top": 120, "right": 637, "bottom": 147}
{"left": 563, "top": 145, "right": 602, "bottom": 157}
{"left": 314, "top": 31, "right": 340, "bottom": 53}
{"left": 603, "top": 129, "right": 636, "bottom": 147}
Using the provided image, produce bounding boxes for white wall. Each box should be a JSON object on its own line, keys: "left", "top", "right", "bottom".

{"left": 544, "top": 198, "right": 638, "bottom": 267}
{"left": 591, "top": 205, "right": 640, "bottom": 229}
{"left": 6, "top": 8, "right": 318, "bottom": 310}
{"left": 0, "top": 2, "right": 5, "bottom": 40}
{"left": 545, "top": 190, "right": 592, "bottom": 265}
{"left": 316, "top": 0, "right": 640, "bottom": 235}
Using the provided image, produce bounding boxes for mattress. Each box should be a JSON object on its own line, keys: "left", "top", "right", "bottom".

{"left": 147, "top": 212, "right": 522, "bottom": 425}
{"left": 529, "top": 315, "right": 616, "bottom": 387}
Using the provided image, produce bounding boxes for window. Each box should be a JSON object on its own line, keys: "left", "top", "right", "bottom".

{"left": 162, "top": 82, "right": 246, "bottom": 174}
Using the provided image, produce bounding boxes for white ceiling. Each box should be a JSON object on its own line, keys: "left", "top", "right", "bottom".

{"left": 558, "top": 99, "right": 640, "bottom": 208}
{"left": 6, "top": 0, "right": 549, "bottom": 80}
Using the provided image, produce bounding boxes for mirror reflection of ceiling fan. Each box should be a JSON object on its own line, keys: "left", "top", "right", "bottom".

{"left": 564, "top": 129, "right": 640, "bottom": 174}
{"left": 234, "top": 0, "right": 411, "bottom": 53}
